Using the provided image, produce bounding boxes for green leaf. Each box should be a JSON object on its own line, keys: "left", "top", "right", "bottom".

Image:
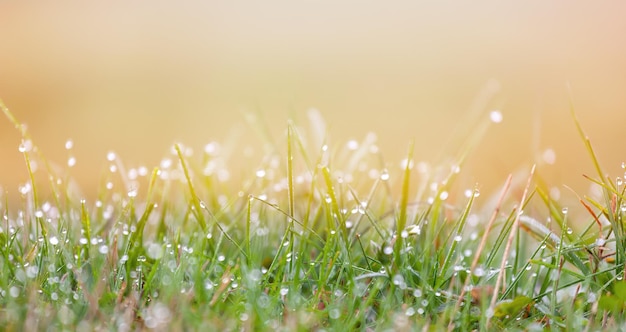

{"left": 599, "top": 295, "right": 623, "bottom": 314}
{"left": 494, "top": 296, "right": 533, "bottom": 319}
{"left": 615, "top": 282, "right": 626, "bottom": 301}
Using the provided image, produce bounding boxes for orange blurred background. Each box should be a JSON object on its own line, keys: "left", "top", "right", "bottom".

{"left": 1, "top": 1, "right": 625, "bottom": 207}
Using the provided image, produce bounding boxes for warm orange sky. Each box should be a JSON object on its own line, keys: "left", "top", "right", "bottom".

{"left": 1, "top": 1, "right": 626, "bottom": 205}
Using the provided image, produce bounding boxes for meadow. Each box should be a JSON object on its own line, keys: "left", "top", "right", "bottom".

{"left": 1, "top": 99, "right": 625, "bottom": 331}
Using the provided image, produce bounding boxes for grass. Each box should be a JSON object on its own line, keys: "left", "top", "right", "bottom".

{"left": 1, "top": 99, "right": 626, "bottom": 331}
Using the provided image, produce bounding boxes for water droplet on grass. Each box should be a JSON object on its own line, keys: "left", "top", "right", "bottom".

{"left": 18, "top": 183, "right": 31, "bottom": 195}
{"left": 562, "top": 207, "right": 568, "bottom": 214}
{"left": 405, "top": 307, "right": 416, "bottom": 316}
{"left": 256, "top": 169, "right": 266, "bottom": 178}
{"left": 454, "top": 235, "right": 463, "bottom": 242}
{"left": 329, "top": 308, "right": 341, "bottom": 319}
{"left": 383, "top": 246, "right": 393, "bottom": 255}
{"left": 67, "top": 157, "right": 76, "bottom": 167}
{"left": 566, "top": 228, "right": 573, "bottom": 234}
{"left": 65, "top": 140, "right": 73, "bottom": 150}
{"left": 380, "top": 169, "right": 390, "bottom": 181}
{"left": 18, "top": 140, "right": 33, "bottom": 153}
{"left": 347, "top": 140, "right": 359, "bottom": 150}
{"left": 489, "top": 110, "right": 503, "bottom": 123}
{"left": 99, "top": 245, "right": 109, "bottom": 254}
{"left": 439, "top": 191, "right": 449, "bottom": 200}
{"left": 9, "top": 286, "right": 20, "bottom": 298}
{"left": 473, "top": 267, "right": 486, "bottom": 277}
{"left": 400, "top": 159, "right": 414, "bottom": 170}
{"left": 542, "top": 148, "right": 556, "bottom": 165}
{"left": 147, "top": 243, "right": 163, "bottom": 259}
{"left": 50, "top": 236, "right": 59, "bottom": 245}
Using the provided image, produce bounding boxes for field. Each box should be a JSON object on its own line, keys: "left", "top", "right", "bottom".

{"left": 1, "top": 100, "right": 626, "bottom": 331}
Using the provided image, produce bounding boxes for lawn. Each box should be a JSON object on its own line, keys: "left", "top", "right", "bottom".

{"left": 1, "top": 100, "right": 625, "bottom": 331}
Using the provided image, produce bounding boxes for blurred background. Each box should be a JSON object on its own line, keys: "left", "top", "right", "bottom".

{"left": 1, "top": 1, "right": 625, "bottom": 207}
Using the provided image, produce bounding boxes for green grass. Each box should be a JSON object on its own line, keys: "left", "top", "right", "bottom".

{"left": 1, "top": 99, "right": 626, "bottom": 331}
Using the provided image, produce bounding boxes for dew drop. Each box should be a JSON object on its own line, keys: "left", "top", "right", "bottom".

{"left": 473, "top": 267, "right": 486, "bottom": 277}
{"left": 347, "top": 140, "right": 359, "bottom": 150}
{"left": 439, "top": 191, "right": 449, "bottom": 200}
{"left": 561, "top": 207, "right": 568, "bottom": 215}
{"left": 18, "top": 140, "right": 33, "bottom": 153}
{"left": 67, "top": 157, "right": 76, "bottom": 167}
{"left": 107, "top": 151, "right": 116, "bottom": 161}
{"left": 49, "top": 236, "right": 59, "bottom": 245}
{"left": 147, "top": 243, "right": 163, "bottom": 259}
{"left": 383, "top": 246, "right": 393, "bottom": 255}
{"left": 542, "top": 148, "right": 556, "bottom": 165}
{"left": 329, "top": 308, "right": 341, "bottom": 319}
{"left": 256, "top": 169, "right": 266, "bottom": 178}
{"left": 400, "top": 158, "right": 414, "bottom": 170}
{"left": 566, "top": 228, "right": 573, "bottom": 235}
{"left": 489, "top": 110, "right": 503, "bottom": 123}
{"left": 65, "top": 140, "right": 73, "bottom": 150}
{"left": 10, "top": 286, "right": 20, "bottom": 298}
{"left": 99, "top": 245, "right": 109, "bottom": 254}
{"left": 454, "top": 235, "right": 463, "bottom": 242}
{"left": 380, "top": 169, "right": 390, "bottom": 181}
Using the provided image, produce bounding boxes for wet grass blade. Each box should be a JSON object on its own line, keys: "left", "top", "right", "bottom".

{"left": 175, "top": 143, "right": 207, "bottom": 232}
{"left": 394, "top": 141, "right": 414, "bottom": 267}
